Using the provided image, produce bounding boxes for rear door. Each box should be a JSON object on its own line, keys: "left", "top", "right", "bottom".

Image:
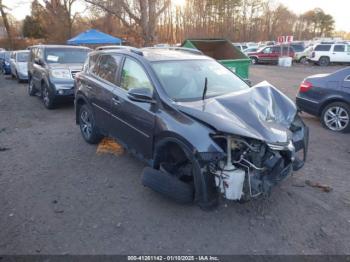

{"left": 87, "top": 54, "right": 122, "bottom": 132}
{"left": 332, "top": 45, "right": 348, "bottom": 62}
{"left": 271, "top": 46, "right": 281, "bottom": 62}
{"left": 259, "top": 47, "right": 273, "bottom": 62}
{"left": 109, "top": 56, "right": 156, "bottom": 159}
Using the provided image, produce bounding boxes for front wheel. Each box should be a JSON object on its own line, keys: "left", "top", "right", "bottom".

{"left": 299, "top": 57, "right": 308, "bottom": 64}
{"left": 250, "top": 57, "right": 258, "bottom": 65}
{"left": 79, "top": 104, "right": 102, "bottom": 144}
{"left": 321, "top": 102, "right": 350, "bottom": 133}
{"left": 318, "top": 56, "right": 330, "bottom": 66}
{"left": 28, "top": 78, "right": 36, "bottom": 96}
{"left": 41, "top": 83, "right": 55, "bottom": 109}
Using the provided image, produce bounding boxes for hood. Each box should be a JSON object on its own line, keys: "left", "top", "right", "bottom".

{"left": 48, "top": 63, "right": 83, "bottom": 71}
{"left": 175, "top": 82, "right": 297, "bottom": 144}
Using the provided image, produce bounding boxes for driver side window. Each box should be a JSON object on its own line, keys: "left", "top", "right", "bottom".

{"left": 121, "top": 58, "right": 153, "bottom": 93}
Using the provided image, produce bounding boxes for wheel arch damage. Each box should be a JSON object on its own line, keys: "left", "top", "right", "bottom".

{"left": 152, "top": 134, "right": 224, "bottom": 208}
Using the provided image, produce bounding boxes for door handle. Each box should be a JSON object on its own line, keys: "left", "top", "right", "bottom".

{"left": 112, "top": 96, "right": 121, "bottom": 105}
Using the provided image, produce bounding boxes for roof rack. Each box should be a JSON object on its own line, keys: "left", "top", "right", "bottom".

{"left": 98, "top": 46, "right": 144, "bottom": 56}
{"left": 143, "top": 47, "right": 203, "bottom": 55}
{"left": 130, "top": 48, "right": 143, "bottom": 56}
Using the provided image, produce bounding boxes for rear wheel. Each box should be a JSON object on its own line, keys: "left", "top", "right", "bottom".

{"left": 79, "top": 104, "right": 102, "bottom": 144}
{"left": 318, "top": 56, "right": 330, "bottom": 66}
{"left": 321, "top": 102, "right": 350, "bottom": 133}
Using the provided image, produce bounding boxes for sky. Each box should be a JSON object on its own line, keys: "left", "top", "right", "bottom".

{"left": 3, "top": 0, "right": 349, "bottom": 32}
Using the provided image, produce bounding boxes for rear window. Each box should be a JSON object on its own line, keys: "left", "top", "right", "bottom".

{"left": 314, "top": 45, "right": 331, "bottom": 51}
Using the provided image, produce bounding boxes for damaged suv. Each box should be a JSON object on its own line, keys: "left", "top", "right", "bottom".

{"left": 75, "top": 48, "right": 309, "bottom": 208}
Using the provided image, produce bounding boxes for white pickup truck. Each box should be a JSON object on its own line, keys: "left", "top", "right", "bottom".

{"left": 309, "top": 43, "right": 350, "bottom": 66}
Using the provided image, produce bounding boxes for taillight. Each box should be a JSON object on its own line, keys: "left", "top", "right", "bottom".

{"left": 311, "top": 51, "right": 315, "bottom": 58}
{"left": 299, "top": 81, "right": 313, "bottom": 93}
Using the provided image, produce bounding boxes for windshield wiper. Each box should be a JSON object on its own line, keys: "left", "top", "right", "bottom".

{"left": 202, "top": 77, "right": 208, "bottom": 101}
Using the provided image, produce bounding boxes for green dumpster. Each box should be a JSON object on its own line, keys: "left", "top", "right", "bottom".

{"left": 182, "top": 39, "right": 250, "bottom": 80}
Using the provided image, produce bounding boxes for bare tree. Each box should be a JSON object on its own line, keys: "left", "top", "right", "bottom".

{"left": 44, "top": 0, "right": 79, "bottom": 39}
{"left": 0, "top": 0, "right": 13, "bottom": 48}
{"left": 85, "top": 0, "right": 171, "bottom": 46}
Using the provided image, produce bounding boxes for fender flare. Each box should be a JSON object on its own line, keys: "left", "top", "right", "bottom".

{"left": 75, "top": 93, "right": 92, "bottom": 124}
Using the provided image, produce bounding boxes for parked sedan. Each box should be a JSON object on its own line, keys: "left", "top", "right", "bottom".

{"left": 10, "top": 50, "right": 30, "bottom": 82}
{"left": 75, "top": 48, "right": 308, "bottom": 208}
{"left": 0, "top": 51, "right": 11, "bottom": 75}
{"left": 296, "top": 67, "right": 350, "bottom": 132}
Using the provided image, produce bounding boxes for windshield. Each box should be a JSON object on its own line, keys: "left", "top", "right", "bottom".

{"left": 292, "top": 45, "right": 304, "bottom": 52}
{"left": 17, "top": 52, "right": 29, "bottom": 62}
{"left": 1, "top": 52, "right": 10, "bottom": 60}
{"left": 44, "top": 48, "right": 89, "bottom": 64}
{"left": 152, "top": 59, "right": 249, "bottom": 102}
{"left": 245, "top": 48, "right": 257, "bottom": 52}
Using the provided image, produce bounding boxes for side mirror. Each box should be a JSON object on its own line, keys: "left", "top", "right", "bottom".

{"left": 127, "top": 87, "right": 156, "bottom": 104}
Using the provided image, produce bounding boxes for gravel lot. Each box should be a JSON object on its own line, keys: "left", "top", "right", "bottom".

{"left": 0, "top": 64, "right": 350, "bottom": 255}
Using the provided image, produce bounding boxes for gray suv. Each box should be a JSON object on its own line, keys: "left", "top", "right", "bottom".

{"left": 28, "top": 45, "right": 91, "bottom": 109}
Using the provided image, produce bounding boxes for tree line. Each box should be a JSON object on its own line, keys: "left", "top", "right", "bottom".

{"left": 0, "top": 0, "right": 339, "bottom": 49}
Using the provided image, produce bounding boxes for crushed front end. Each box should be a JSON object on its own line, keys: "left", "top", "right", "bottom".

{"left": 206, "top": 115, "right": 309, "bottom": 202}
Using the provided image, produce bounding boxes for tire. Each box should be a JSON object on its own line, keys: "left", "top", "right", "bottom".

{"left": 142, "top": 167, "right": 194, "bottom": 204}
{"left": 28, "top": 78, "right": 36, "bottom": 96}
{"left": 318, "top": 56, "right": 330, "bottom": 66}
{"left": 79, "top": 104, "right": 102, "bottom": 144}
{"left": 321, "top": 102, "right": 350, "bottom": 133}
{"left": 299, "top": 57, "right": 307, "bottom": 64}
{"left": 250, "top": 57, "right": 258, "bottom": 65}
{"left": 41, "top": 83, "right": 55, "bottom": 109}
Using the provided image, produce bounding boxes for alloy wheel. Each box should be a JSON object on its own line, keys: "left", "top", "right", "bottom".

{"left": 42, "top": 86, "right": 50, "bottom": 106}
{"left": 80, "top": 110, "right": 93, "bottom": 139}
{"left": 29, "top": 80, "right": 33, "bottom": 93}
{"left": 323, "top": 106, "right": 349, "bottom": 131}
{"left": 300, "top": 57, "right": 307, "bottom": 64}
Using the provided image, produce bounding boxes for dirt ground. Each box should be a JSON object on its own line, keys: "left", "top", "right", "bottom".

{"left": 0, "top": 64, "right": 350, "bottom": 255}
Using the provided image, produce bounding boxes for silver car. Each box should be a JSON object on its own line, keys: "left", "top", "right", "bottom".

{"left": 10, "top": 50, "right": 30, "bottom": 82}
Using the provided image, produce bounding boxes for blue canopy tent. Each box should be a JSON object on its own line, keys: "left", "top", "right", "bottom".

{"left": 67, "top": 29, "right": 122, "bottom": 45}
